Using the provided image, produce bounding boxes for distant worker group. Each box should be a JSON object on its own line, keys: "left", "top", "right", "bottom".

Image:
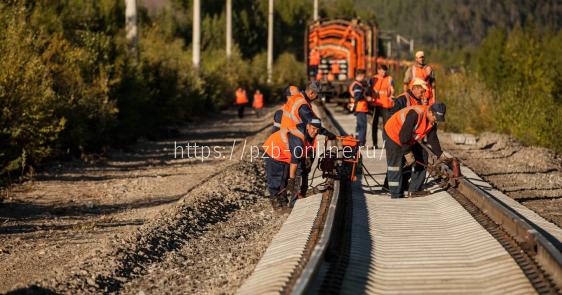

{"left": 234, "top": 87, "right": 264, "bottom": 119}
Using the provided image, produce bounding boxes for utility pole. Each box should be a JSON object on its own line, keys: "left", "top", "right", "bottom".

{"left": 313, "top": 0, "right": 319, "bottom": 21}
{"left": 226, "top": 0, "right": 232, "bottom": 59}
{"left": 192, "top": 0, "right": 201, "bottom": 70}
{"left": 125, "top": 0, "right": 138, "bottom": 61}
{"left": 267, "top": 0, "right": 274, "bottom": 84}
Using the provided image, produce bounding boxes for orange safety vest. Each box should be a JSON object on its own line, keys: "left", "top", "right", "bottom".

{"left": 349, "top": 81, "right": 369, "bottom": 113}
{"left": 235, "top": 89, "right": 248, "bottom": 105}
{"left": 253, "top": 92, "right": 264, "bottom": 109}
{"left": 263, "top": 130, "right": 292, "bottom": 164}
{"left": 280, "top": 93, "right": 316, "bottom": 140}
{"left": 384, "top": 105, "right": 434, "bottom": 146}
{"left": 408, "top": 65, "right": 434, "bottom": 105}
{"left": 372, "top": 75, "right": 394, "bottom": 109}
{"left": 310, "top": 49, "right": 321, "bottom": 66}
{"left": 263, "top": 129, "right": 316, "bottom": 164}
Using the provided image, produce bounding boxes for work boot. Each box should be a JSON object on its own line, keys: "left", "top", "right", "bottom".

{"left": 407, "top": 190, "right": 431, "bottom": 198}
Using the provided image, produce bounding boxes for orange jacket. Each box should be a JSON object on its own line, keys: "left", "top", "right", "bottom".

{"left": 262, "top": 130, "right": 291, "bottom": 164}
{"left": 349, "top": 80, "right": 369, "bottom": 113}
{"left": 280, "top": 93, "right": 313, "bottom": 140}
{"left": 372, "top": 75, "right": 394, "bottom": 109}
{"left": 253, "top": 92, "right": 264, "bottom": 109}
{"left": 262, "top": 129, "right": 316, "bottom": 164}
{"left": 408, "top": 65, "right": 434, "bottom": 105}
{"left": 384, "top": 105, "right": 433, "bottom": 146}
{"left": 235, "top": 88, "right": 248, "bottom": 105}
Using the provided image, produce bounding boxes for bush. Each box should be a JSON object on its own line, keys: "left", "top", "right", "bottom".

{"left": 438, "top": 70, "right": 494, "bottom": 134}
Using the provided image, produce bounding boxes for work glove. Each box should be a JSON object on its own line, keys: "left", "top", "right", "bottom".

{"left": 437, "top": 153, "right": 451, "bottom": 164}
{"left": 404, "top": 151, "right": 415, "bottom": 167}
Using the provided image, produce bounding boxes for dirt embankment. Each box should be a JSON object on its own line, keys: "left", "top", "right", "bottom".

{"left": 0, "top": 106, "right": 285, "bottom": 294}
{"left": 441, "top": 132, "right": 562, "bottom": 228}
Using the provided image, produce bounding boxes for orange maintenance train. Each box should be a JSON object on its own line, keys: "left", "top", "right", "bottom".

{"left": 306, "top": 18, "right": 379, "bottom": 100}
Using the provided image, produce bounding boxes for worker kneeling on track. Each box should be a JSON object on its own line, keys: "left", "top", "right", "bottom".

{"left": 384, "top": 103, "right": 447, "bottom": 198}
{"left": 262, "top": 119, "right": 323, "bottom": 209}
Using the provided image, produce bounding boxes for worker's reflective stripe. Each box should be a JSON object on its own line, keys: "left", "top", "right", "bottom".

{"left": 273, "top": 122, "right": 281, "bottom": 127}
{"left": 279, "top": 129, "right": 289, "bottom": 145}
{"left": 283, "top": 110, "right": 298, "bottom": 123}
{"left": 399, "top": 106, "right": 423, "bottom": 130}
{"left": 387, "top": 166, "right": 400, "bottom": 171}
{"left": 412, "top": 66, "right": 416, "bottom": 80}
{"left": 283, "top": 97, "right": 307, "bottom": 125}
{"left": 388, "top": 181, "right": 400, "bottom": 187}
{"left": 291, "top": 129, "right": 305, "bottom": 139}
{"left": 290, "top": 98, "right": 307, "bottom": 120}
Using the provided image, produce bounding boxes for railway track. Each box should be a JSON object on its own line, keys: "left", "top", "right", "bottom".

{"left": 238, "top": 103, "right": 562, "bottom": 295}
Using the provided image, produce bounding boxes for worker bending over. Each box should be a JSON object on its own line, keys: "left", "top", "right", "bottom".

{"left": 349, "top": 69, "right": 370, "bottom": 146}
{"left": 369, "top": 64, "right": 395, "bottom": 148}
{"left": 403, "top": 51, "right": 436, "bottom": 105}
{"left": 262, "top": 119, "right": 322, "bottom": 209}
{"left": 384, "top": 103, "right": 447, "bottom": 198}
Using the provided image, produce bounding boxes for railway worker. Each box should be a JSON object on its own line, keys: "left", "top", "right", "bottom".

{"left": 384, "top": 103, "right": 447, "bottom": 198}
{"left": 349, "top": 69, "right": 370, "bottom": 146}
{"left": 389, "top": 78, "right": 428, "bottom": 117}
{"left": 403, "top": 51, "right": 436, "bottom": 105}
{"left": 262, "top": 119, "right": 323, "bottom": 209}
{"left": 272, "top": 85, "right": 300, "bottom": 134}
{"left": 309, "top": 48, "right": 321, "bottom": 80}
{"left": 235, "top": 87, "right": 249, "bottom": 118}
{"left": 253, "top": 89, "right": 264, "bottom": 118}
{"left": 370, "top": 64, "right": 395, "bottom": 148}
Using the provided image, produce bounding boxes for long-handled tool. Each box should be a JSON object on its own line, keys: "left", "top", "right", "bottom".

{"left": 417, "top": 141, "right": 463, "bottom": 188}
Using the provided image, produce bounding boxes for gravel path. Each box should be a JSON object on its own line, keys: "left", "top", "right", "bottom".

{"left": 441, "top": 132, "right": 562, "bottom": 228}
{"left": 1, "top": 106, "right": 284, "bottom": 294}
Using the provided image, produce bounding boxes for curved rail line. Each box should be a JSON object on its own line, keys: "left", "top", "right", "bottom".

{"left": 238, "top": 103, "right": 562, "bottom": 295}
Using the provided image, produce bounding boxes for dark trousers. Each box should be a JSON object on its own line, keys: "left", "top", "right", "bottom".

{"left": 255, "top": 108, "right": 263, "bottom": 118}
{"left": 385, "top": 138, "right": 405, "bottom": 198}
{"left": 385, "top": 139, "right": 429, "bottom": 197}
{"left": 237, "top": 105, "right": 245, "bottom": 118}
{"left": 372, "top": 107, "right": 389, "bottom": 148}
{"left": 355, "top": 112, "right": 368, "bottom": 146}
{"left": 265, "top": 156, "right": 289, "bottom": 198}
{"left": 402, "top": 143, "right": 428, "bottom": 193}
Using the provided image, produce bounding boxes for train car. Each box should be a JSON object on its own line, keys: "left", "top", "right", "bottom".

{"left": 305, "top": 18, "right": 379, "bottom": 101}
